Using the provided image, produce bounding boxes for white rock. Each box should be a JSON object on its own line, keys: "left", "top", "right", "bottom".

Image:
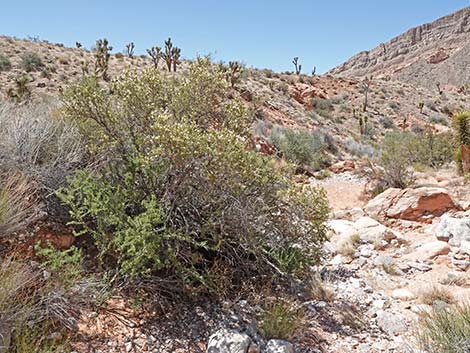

{"left": 404, "top": 241, "right": 450, "bottom": 262}
{"left": 207, "top": 329, "right": 251, "bottom": 353}
{"left": 392, "top": 288, "right": 416, "bottom": 301}
{"left": 265, "top": 340, "right": 294, "bottom": 353}
{"left": 434, "top": 216, "right": 470, "bottom": 247}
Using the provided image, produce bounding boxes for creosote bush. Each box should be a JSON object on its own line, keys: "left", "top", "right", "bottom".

{"left": 60, "top": 58, "right": 329, "bottom": 295}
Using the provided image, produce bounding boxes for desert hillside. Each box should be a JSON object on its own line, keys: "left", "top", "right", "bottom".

{"left": 329, "top": 7, "right": 470, "bottom": 90}
{"left": 1, "top": 6, "right": 470, "bottom": 353}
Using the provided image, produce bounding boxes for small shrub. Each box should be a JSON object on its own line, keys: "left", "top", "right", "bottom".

{"left": 269, "top": 126, "right": 329, "bottom": 170}
{"left": 420, "top": 286, "right": 455, "bottom": 306}
{"left": 259, "top": 301, "right": 303, "bottom": 340}
{"left": 35, "top": 243, "right": 82, "bottom": 287}
{"left": 429, "top": 115, "right": 449, "bottom": 126}
{"left": 0, "top": 102, "right": 84, "bottom": 220}
{"left": 312, "top": 98, "right": 334, "bottom": 119}
{"left": 416, "top": 303, "right": 470, "bottom": 353}
{"left": 20, "top": 52, "right": 44, "bottom": 72}
{"left": 345, "top": 138, "right": 376, "bottom": 158}
{"left": 0, "top": 53, "right": 11, "bottom": 71}
{"left": 377, "top": 132, "right": 416, "bottom": 188}
{"left": 337, "top": 233, "right": 360, "bottom": 258}
{"left": 379, "top": 116, "right": 395, "bottom": 129}
{"left": 0, "top": 172, "right": 39, "bottom": 236}
{"left": 309, "top": 274, "right": 335, "bottom": 302}
{"left": 388, "top": 101, "right": 399, "bottom": 111}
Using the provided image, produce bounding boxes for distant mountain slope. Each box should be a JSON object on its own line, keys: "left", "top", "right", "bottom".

{"left": 328, "top": 7, "right": 470, "bottom": 89}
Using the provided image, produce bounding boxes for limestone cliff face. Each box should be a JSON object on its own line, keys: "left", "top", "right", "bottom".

{"left": 328, "top": 7, "right": 470, "bottom": 88}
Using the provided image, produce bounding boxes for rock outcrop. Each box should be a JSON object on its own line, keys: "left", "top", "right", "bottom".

{"left": 328, "top": 7, "right": 470, "bottom": 89}
{"left": 365, "top": 187, "right": 458, "bottom": 222}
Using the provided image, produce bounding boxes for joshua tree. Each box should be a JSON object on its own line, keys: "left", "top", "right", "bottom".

{"left": 402, "top": 115, "right": 408, "bottom": 131}
{"left": 162, "top": 38, "right": 174, "bottom": 71}
{"left": 75, "top": 42, "right": 82, "bottom": 49}
{"left": 125, "top": 42, "right": 135, "bottom": 58}
{"left": 292, "top": 57, "right": 301, "bottom": 75}
{"left": 312, "top": 66, "right": 316, "bottom": 76}
{"left": 436, "top": 82, "right": 443, "bottom": 95}
{"left": 94, "top": 38, "right": 112, "bottom": 80}
{"left": 359, "top": 115, "right": 368, "bottom": 135}
{"left": 453, "top": 111, "right": 470, "bottom": 173}
{"left": 80, "top": 60, "right": 90, "bottom": 77}
{"left": 171, "top": 47, "right": 181, "bottom": 72}
{"left": 418, "top": 101, "right": 425, "bottom": 114}
{"left": 160, "top": 38, "right": 181, "bottom": 72}
{"left": 226, "top": 61, "right": 243, "bottom": 88}
{"left": 147, "top": 46, "right": 162, "bottom": 68}
{"left": 362, "top": 79, "right": 370, "bottom": 112}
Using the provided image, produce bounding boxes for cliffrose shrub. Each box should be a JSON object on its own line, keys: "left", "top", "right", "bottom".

{"left": 59, "top": 57, "right": 329, "bottom": 295}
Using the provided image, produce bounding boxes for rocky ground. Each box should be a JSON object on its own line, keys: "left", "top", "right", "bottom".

{"left": 33, "top": 164, "right": 465, "bottom": 353}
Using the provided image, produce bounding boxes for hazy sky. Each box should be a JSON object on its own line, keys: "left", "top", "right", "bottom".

{"left": 1, "top": 1, "right": 468, "bottom": 73}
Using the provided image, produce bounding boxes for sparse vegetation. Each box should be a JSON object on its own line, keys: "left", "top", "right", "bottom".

{"left": 420, "top": 286, "right": 455, "bottom": 306}
{"left": 416, "top": 303, "right": 470, "bottom": 353}
{"left": 0, "top": 53, "right": 11, "bottom": 71}
{"left": 20, "top": 52, "right": 43, "bottom": 72}
{"left": 259, "top": 301, "right": 303, "bottom": 340}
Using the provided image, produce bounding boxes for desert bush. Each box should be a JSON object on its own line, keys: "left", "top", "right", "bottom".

{"left": 0, "top": 172, "right": 39, "bottom": 236}
{"left": 420, "top": 286, "right": 455, "bottom": 306}
{"left": 345, "top": 138, "right": 376, "bottom": 158}
{"left": 416, "top": 304, "right": 470, "bottom": 353}
{"left": 375, "top": 130, "right": 454, "bottom": 189}
{"left": 0, "top": 53, "right": 11, "bottom": 71}
{"left": 0, "top": 102, "right": 84, "bottom": 219}
{"left": 379, "top": 116, "right": 394, "bottom": 129}
{"left": 377, "top": 132, "right": 416, "bottom": 188}
{"left": 20, "top": 52, "right": 44, "bottom": 72}
{"left": 0, "top": 255, "right": 101, "bottom": 352}
{"left": 269, "top": 126, "right": 329, "bottom": 170}
{"left": 59, "top": 58, "right": 330, "bottom": 293}
{"left": 258, "top": 301, "right": 303, "bottom": 340}
{"left": 429, "top": 115, "right": 449, "bottom": 126}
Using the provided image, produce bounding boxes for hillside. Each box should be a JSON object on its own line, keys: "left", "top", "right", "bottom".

{"left": 328, "top": 7, "right": 470, "bottom": 90}
{"left": 1, "top": 27, "right": 470, "bottom": 353}
{"left": 0, "top": 34, "right": 468, "bottom": 163}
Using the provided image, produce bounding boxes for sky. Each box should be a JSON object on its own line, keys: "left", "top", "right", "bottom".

{"left": 0, "top": 1, "right": 468, "bottom": 73}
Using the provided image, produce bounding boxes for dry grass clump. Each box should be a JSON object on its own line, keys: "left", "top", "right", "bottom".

{"left": 258, "top": 300, "right": 304, "bottom": 340}
{"left": 309, "top": 274, "right": 335, "bottom": 302}
{"left": 337, "top": 233, "right": 360, "bottom": 258}
{"left": 0, "top": 101, "right": 84, "bottom": 221}
{"left": 416, "top": 303, "right": 470, "bottom": 353}
{"left": 0, "top": 172, "right": 39, "bottom": 236}
{"left": 420, "top": 286, "right": 455, "bottom": 306}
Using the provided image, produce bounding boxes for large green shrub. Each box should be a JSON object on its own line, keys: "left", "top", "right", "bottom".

{"left": 59, "top": 58, "right": 329, "bottom": 294}
{"left": 376, "top": 130, "right": 454, "bottom": 189}
{"left": 269, "top": 126, "right": 330, "bottom": 170}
